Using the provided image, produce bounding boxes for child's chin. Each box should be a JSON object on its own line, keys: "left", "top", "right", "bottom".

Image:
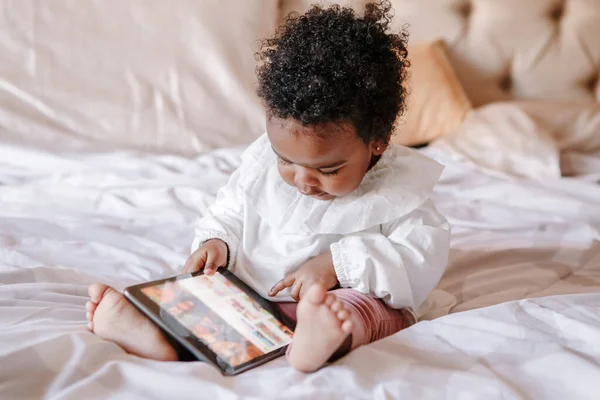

{"left": 312, "top": 192, "right": 335, "bottom": 201}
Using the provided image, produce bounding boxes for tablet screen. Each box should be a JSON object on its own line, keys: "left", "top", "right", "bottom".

{"left": 140, "top": 271, "right": 293, "bottom": 368}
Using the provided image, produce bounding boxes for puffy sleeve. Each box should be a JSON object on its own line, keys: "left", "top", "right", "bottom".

{"left": 190, "top": 165, "right": 245, "bottom": 268}
{"left": 330, "top": 199, "right": 451, "bottom": 311}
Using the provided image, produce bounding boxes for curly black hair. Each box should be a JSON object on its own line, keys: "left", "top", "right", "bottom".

{"left": 256, "top": 0, "right": 409, "bottom": 145}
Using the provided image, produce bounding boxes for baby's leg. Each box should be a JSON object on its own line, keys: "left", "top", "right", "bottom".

{"left": 332, "top": 288, "right": 414, "bottom": 350}
{"left": 86, "top": 284, "right": 178, "bottom": 361}
{"left": 287, "top": 286, "right": 413, "bottom": 372}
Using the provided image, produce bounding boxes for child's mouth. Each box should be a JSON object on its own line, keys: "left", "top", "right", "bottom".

{"left": 299, "top": 188, "right": 333, "bottom": 200}
{"left": 311, "top": 191, "right": 333, "bottom": 200}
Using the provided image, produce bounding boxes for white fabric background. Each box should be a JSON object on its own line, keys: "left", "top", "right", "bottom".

{"left": 1, "top": 136, "right": 599, "bottom": 398}
{"left": 0, "top": 1, "right": 277, "bottom": 154}
{"left": 1, "top": 1, "right": 599, "bottom": 398}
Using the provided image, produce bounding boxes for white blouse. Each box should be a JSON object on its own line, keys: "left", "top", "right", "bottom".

{"left": 192, "top": 134, "right": 450, "bottom": 316}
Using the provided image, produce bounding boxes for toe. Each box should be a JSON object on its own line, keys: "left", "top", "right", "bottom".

{"left": 86, "top": 301, "right": 97, "bottom": 313}
{"left": 86, "top": 311, "right": 93, "bottom": 321}
{"left": 87, "top": 321, "right": 93, "bottom": 332}
{"left": 88, "top": 284, "right": 110, "bottom": 303}
{"left": 341, "top": 320, "right": 353, "bottom": 334}
{"left": 324, "top": 294, "right": 335, "bottom": 306}
{"left": 337, "top": 309, "right": 349, "bottom": 321}
{"left": 304, "top": 284, "right": 327, "bottom": 305}
{"left": 330, "top": 300, "right": 343, "bottom": 313}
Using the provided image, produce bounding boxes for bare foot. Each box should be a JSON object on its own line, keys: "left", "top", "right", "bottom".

{"left": 86, "top": 283, "right": 177, "bottom": 361}
{"left": 288, "top": 284, "right": 353, "bottom": 372}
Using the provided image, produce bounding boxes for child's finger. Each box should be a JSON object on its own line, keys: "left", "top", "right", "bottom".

{"left": 290, "top": 280, "right": 303, "bottom": 302}
{"left": 216, "top": 248, "right": 228, "bottom": 269}
{"left": 298, "top": 283, "right": 312, "bottom": 301}
{"left": 269, "top": 274, "right": 295, "bottom": 296}
{"left": 182, "top": 252, "right": 206, "bottom": 274}
{"left": 203, "top": 251, "right": 218, "bottom": 276}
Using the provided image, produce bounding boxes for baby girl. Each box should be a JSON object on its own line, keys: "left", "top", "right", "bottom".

{"left": 86, "top": 0, "right": 450, "bottom": 373}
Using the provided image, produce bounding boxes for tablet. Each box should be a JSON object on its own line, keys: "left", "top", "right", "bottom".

{"left": 124, "top": 268, "right": 294, "bottom": 375}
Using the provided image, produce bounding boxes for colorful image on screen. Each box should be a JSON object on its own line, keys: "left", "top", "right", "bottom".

{"left": 141, "top": 272, "right": 293, "bottom": 368}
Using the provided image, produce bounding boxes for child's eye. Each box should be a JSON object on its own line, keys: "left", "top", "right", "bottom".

{"left": 277, "top": 156, "right": 290, "bottom": 166}
{"left": 320, "top": 169, "right": 340, "bottom": 176}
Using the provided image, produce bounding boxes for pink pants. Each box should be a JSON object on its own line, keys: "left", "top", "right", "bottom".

{"left": 277, "top": 288, "right": 415, "bottom": 352}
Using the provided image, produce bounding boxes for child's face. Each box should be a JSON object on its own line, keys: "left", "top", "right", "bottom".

{"left": 266, "top": 116, "right": 385, "bottom": 200}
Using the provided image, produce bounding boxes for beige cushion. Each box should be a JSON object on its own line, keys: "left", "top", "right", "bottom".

{"left": 432, "top": 103, "right": 562, "bottom": 180}
{"left": 392, "top": 41, "right": 472, "bottom": 146}
{"left": 509, "top": 100, "right": 600, "bottom": 154}
{"left": 0, "top": 1, "right": 278, "bottom": 154}
{"left": 431, "top": 100, "right": 600, "bottom": 179}
{"left": 506, "top": 100, "right": 600, "bottom": 178}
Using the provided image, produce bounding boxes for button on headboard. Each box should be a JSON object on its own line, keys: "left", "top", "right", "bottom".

{"left": 279, "top": 0, "right": 600, "bottom": 106}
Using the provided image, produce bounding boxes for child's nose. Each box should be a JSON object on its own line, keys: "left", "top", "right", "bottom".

{"left": 294, "top": 167, "right": 319, "bottom": 188}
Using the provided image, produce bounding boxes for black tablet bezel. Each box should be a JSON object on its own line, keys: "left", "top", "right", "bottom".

{"left": 123, "top": 268, "right": 295, "bottom": 376}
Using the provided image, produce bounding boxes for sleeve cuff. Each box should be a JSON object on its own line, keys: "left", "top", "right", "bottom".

{"left": 330, "top": 241, "right": 353, "bottom": 288}
{"left": 191, "top": 230, "right": 238, "bottom": 269}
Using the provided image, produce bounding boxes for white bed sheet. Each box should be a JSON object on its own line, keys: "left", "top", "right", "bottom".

{"left": 1, "top": 142, "right": 599, "bottom": 399}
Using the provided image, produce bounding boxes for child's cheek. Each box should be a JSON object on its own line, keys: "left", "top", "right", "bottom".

{"left": 327, "top": 174, "right": 362, "bottom": 196}
{"left": 318, "top": 177, "right": 341, "bottom": 196}
{"left": 277, "top": 165, "right": 296, "bottom": 187}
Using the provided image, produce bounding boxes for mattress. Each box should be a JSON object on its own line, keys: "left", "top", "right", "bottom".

{"left": 1, "top": 138, "right": 599, "bottom": 399}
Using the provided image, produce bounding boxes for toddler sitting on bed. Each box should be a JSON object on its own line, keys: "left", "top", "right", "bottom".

{"left": 86, "top": 1, "right": 451, "bottom": 372}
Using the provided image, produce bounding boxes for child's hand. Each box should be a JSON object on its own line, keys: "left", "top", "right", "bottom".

{"left": 181, "top": 239, "right": 228, "bottom": 276}
{"left": 269, "top": 251, "right": 338, "bottom": 301}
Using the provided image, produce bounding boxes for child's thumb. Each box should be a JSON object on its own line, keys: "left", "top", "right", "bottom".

{"left": 203, "top": 252, "right": 218, "bottom": 275}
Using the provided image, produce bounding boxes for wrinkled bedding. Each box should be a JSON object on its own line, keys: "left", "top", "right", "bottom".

{"left": 1, "top": 130, "right": 599, "bottom": 398}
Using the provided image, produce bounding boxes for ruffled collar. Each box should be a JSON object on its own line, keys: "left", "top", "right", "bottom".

{"left": 239, "top": 134, "right": 444, "bottom": 234}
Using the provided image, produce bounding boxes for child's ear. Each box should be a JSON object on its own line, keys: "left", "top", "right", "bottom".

{"left": 372, "top": 141, "right": 387, "bottom": 156}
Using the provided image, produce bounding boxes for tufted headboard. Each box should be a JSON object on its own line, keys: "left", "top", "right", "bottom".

{"left": 1, "top": 0, "right": 598, "bottom": 153}
{"left": 280, "top": 0, "right": 600, "bottom": 107}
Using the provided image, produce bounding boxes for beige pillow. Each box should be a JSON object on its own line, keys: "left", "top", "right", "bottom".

{"left": 432, "top": 103, "right": 561, "bottom": 180}
{"left": 392, "top": 40, "right": 472, "bottom": 146}
{"left": 509, "top": 100, "right": 600, "bottom": 154}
